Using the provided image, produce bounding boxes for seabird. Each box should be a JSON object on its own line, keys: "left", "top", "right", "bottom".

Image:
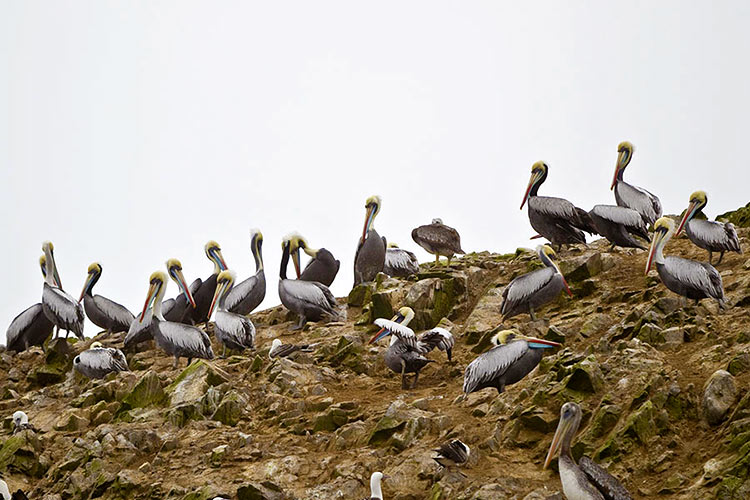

{"left": 463, "top": 330, "right": 561, "bottom": 395}
{"left": 433, "top": 439, "right": 471, "bottom": 475}
{"left": 139, "top": 271, "right": 214, "bottom": 368}
{"left": 207, "top": 270, "right": 256, "bottom": 357}
{"left": 224, "top": 229, "right": 266, "bottom": 315}
{"left": 545, "top": 402, "right": 633, "bottom": 500}
{"left": 589, "top": 205, "right": 650, "bottom": 250}
{"left": 79, "top": 263, "right": 135, "bottom": 335}
{"left": 521, "top": 162, "right": 598, "bottom": 248}
{"left": 383, "top": 243, "right": 419, "bottom": 277}
{"left": 12, "top": 411, "right": 32, "bottom": 434}
{"left": 182, "top": 241, "right": 228, "bottom": 325}
{"left": 161, "top": 258, "right": 199, "bottom": 324}
{"left": 611, "top": 141, "right": 662, "bottom": 226}
{"left": 41, "top": 241, "right": 84, "bottom": 339}
{"left": 646, "top": 217, "right": 726, "bottom": 307}
{"left": 500, "top": 245, "right": 572, "bottom": 321}
{"left": 368, "top": 307, "right": 454, "bottom": 389}
{"left": 677, "top": 190, "right": 742, "bottom": 265}
{"left": 363, "top": 471, "right": 389, "bottom": 500}
{"left": 6, "top": 255, "right": 56, "bottom": 353}
{"left": 268, "top": 338, "right": 317, "bottom": 359}
{"left": 412, "top": 218, "right": 465, "bottom": 265}
{"left": 0, "top": 479, "right": 28, "bottom": 500}
{"left": 289, "top": 233, "right": 340, "bottom": 287}
{"left": 354, "top": 195, "right": 387, "bottom": 285}
{"left": 73, "top": 341, "right": 129, "bottom": 379}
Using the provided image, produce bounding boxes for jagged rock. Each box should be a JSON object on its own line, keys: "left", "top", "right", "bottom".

{"left": 54, "top": 411, "right": 89, "bottom": 431}
{"left": 637, "top": 323, "right": 664, "bottom": 345}
{"left": 312, "top": 407, "right": 348, "bottom": 433}
{"left": 212, "top": 390, "right": 247, "bottom": 426}
{"left": 717, "top": 202, "right": 750, "bottom": 227}
{"left": 560, "top": 253, "right": 604, "bottom": 282}
{"left": 29, "top": 338, "right": 75, "bottom": 386}
{"left": 662, "top": 327, "right": 686, "bottom": 346}
{"left": 166, "top": 361, "right": 229, "bottom": 406}
{"left": 347, "top": 283, "right": 374, "bottom": 307}
{"left": 0, "top": 430, "right": 45, "bottom": 476}
{"left": 317, "top": 336, "right": 367, "bottom": 375}
{"left": 564, "top": 356, "right": 604, "bottom": 393}
{"left": 728, "top": 352, "right": 750, "bottom": 375}
{"left": 703, "top": 370, "right": 737, "bottom": 425}
{"left": 581, "top": 313, "right": 610, "bottom": 337}
{"left": 119, "top": 370, "right": 166, "bottom": 412}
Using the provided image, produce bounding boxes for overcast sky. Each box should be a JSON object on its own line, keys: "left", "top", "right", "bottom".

{"left": 2, "top": 1, "right": 749, "bottom": 338}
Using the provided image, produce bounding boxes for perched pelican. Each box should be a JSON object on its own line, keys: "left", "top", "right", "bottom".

{"left": 182, "top": 241, "right": 228, "bottom": 325}
{"left": 79, "top": 263, "right": 135, "bottom": 334}
{"left": 545, "top": 402, "right": 632, "bottom": 500}
{"left": 433, "top": 439, "right": 470, "bottom": 474}
{"left": 12, "top": 411, "right": 31, "bottom": 434}
{"left": 368, "top": 307, "right": 454, "bottom": 389}
{"left": 41, "top": 242, "right": 84, "bottom": 339}
{"left": 384, "top": 243, "right": 419, "bottom": 277}
{"left": 463, "top": 330, "right": 561, "bottom": 395}
{"left": 279, "top": 234, "right": 338, "bottom": 330}
{"left": 208, "top": 270, "right": 256, "bottom": 357}
{"left": 139, "top": 271, "right": 214, "bottom": 368}
{"left": 646, "top": 217, "right": 726, "bottom": 307}
{"left": 224, "top": 229, "right": 266, "bottom": 315}
{"left": 589, "top": 205, "right": 650, "bottom": 250}
{"left": 521, "top": 162, "right": 598, "bottom": 247}
{"left": 268, "top": 338, "right": 317, "bottom": 359}
{"left": 73, "top": 341, "right": 129, "bottom": 379}
{"left": 162, "top": 258, "right": 199, "bottom": 324}
{"left": 0, "top": 479, "right": 28, "bottom": 500}
{"left": 354, "top": 195, "right": 387, "bottom": 285}
{"left": 501, "top": 245, "right": 572, "bottom": 321}
{"left": 677, "top": 191, "right": 742, "bottom": 265}
{"left": 289, "top": 233, "right": 340, "bottom": 287}
{"left": 364, "top": 472, "right": 389, "bottom": 500}
{"left": 6, "top": 256, "right": 56, "bottom": 352}
{"left": 611, "top": 141, "right": 662, "bottom": 226}
{"left": 412, "top": 218, "right": 465, "bottom": 265}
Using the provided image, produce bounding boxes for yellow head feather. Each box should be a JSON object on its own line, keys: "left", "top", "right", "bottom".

{"left": 617, "top": 141, "right": 634, "bottom": 153}
{"left": 149, "top": 270, "right": 167, "bottom": 284}
{"left": 653, "top": 217, "right": 675, "bottom": 231}
{"left": 492, "top": 329, "right": 519, "bottom": 345}
{"left": 690, "top": 190, "right": 707, "bottom": 204}
{"left": 165, "top": 258, "right": 182, "bottom": 270}
{"left": 87, "top": 262, "right": 102, "bottom": 274}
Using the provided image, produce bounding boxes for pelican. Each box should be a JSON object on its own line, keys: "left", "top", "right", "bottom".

{"left": 224, "top": 229, "right": 266, "bottom": 315}
{"left": 181, "top": 241, "right": 228, "bottom": 325}
{"left": 12, "top": 411, "right": 31, "bottom": 434}
{"left": 268, "top": 338, "right": 317, "bottom": 359}
{"left": 384, "top": 243, "right": 419, "bottom": 277}
{"left": 6, "top": 256, "right": 56, "bottom": 353}
{"left": 463, "top": 330, "right": 561, "bottom": 395}
{"left": 162, "top": 258, "right": 199, "bottom": 324}
{"left": 354, "top": 195, "right": 387, "bottom": 285}
{"left": 41, "top": 242, "right": 84, "bottom": 339}
{"left": 78, "top": 263, "right": 135, "bottom": 334}
{"left": 521, "top": 162, "right": 598, "bottom": 247}
{"left": 501, "top": 245, "right": 572, "bottom": 321}
{"left": 589, "top": 205, "right": 650, "bottom": 250}
{"left": 364, "top": 472, "right": 389, "bottom": 500}
{"left": 73, "top": 341, "right": 129, "bottom": 379}
{"left": 545, "top": 402, "right": 632, "bottom": 500}
{"left": 0, "top": 479, "right": 28, "bottom": 500}
{"left": 207, "top": 270, "right": 256, "bottom": 357}
{"left": 289, "top": 233, "right": 340, "bottom": 287}
{"left": 611, "top": 141, "right": 662, "bottom": 226}
{"left": 677, "top": 191, "right": 742, "bottom": 265}
{"left": 279, "top": 234, "right": 338, "bottom": 330}
{"left": 433, "top": 439, "right": 470, "bottom": 475}
{"left": 646, "top": 217, "right": 726, "bottom": 307}
{"left": 139, "top": 271, "right": 214, "bottom": 368}
{"left": 368, "top": 307, "right": 454, "bottom": 389}
{"left": 412, "top": 218, "right": 465, "bottom": 265}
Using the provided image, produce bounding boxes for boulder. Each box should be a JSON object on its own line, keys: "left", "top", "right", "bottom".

{"left": 703, "top": 370, "right": 737, "bottom": 425}
{"left": 119, "top": 371, "right": 166, "bottom": 412}
{"left": 166, "top": 361, "right": 228, "bottom": 406}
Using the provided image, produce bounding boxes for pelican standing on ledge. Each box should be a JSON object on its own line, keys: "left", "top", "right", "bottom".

{"left": 79, "top": 263, "right": 135, "bottom": 334}
{"left": 6, "top": 256, "right": 56, "bottom": 352}
{"left": 224, "top": 229, "right": 266, "bottom": 315}
{"left": 140, "top": 271, "right": 214, "bottom": 368}
{"left": 162, "top": 258, "right": 198, "bottom": 323}
{"left": 611, "top": 141, "right": 662, "bottom": 226}
{"left": 677, "top": 191, "right": 741, "bottom": 265}
{"left": 545, "top": 402, "right": 633, "bottom": 500}
{"left": 589, "top": 205, "right": 650, "bottom": 250}
{"left": 501, "top": 245, "right": 573, "bottom": 321}
{"left": 354, "top": 195, "right": 387, "bottom": 285}
{"left": 208, "top": 270, "right": 256, "bottom": 357}
{"left": 184, "top": 241, "right": 228, "bottom": 325}
{"left": 290, "top": 233, "right": 340, "bottom": 286}
{"left": 412, "top": 218, "right": 465, "bottom": 265}
{"left": 280, "top": 234, "right": 338, "bottom": 330}
{"left": 463, "top": 330, "right": 561, "bottom": 395}
{"left": 521, "top": 162, "right": 598, "bottom": 247}
{"left": 384, "top": 243, "right": 419, "bottom": 277}
{"left": 74, "top": 341, "right": 129, "bottom": 379}
{"left": 646, "top": 217, "right": 726, "bottom": 307}
{"left": 41, "top": 241, "right": 84, "bottom": 339}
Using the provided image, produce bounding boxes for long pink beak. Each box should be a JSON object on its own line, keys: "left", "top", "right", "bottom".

{"left": 676, "top": 201, "right": 697, "bottom": 236}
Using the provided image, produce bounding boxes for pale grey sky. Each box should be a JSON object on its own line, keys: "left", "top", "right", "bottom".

{"left": 2, "top": 1, "right": 749, "bottom": 338}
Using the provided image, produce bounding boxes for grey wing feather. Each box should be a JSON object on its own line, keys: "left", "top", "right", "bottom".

{"left": 502, "top": 268, "right": 556, "bottom": 311}
{"left": 616, "top": 182, "right": 661, "bottom": 223}
{"left": 384, "top": 248, "right": 419, "bottom": 275}
{"left": 216, "top": 311, "right": 255, "bottom": 348}
{"left": 6, "top": 304, "right": 43, "bottom": 348}
{"left": 79, "top": 348, "right": 128, "bottom": 373}
{"left": 283, "top": 280, "right": 337, "bottom": 310}
{"left": 224, "top": 274, "right": 259, "bottom": 311}
{"left": 665, "top": 257, "right": 724, "bottom": 300}
{"left": 44, "top": 286, "right": 84, "bottom": 325}
{"left": 532, "top": 196, "right": 582, "bottom": 220}
{"left": 690, "top": 220, "right": 742, "bottom": 251}
{"left": 158, "top": 321, "right": 214, "bottom": 358}
{"left": 579, "top": 456, "right": 633, "bottom": 500}
{"left": 373, "top": 318, "right": 417, "bottom": 349}
{"left": 463, "top": 341, "right": 529, "bottom": 394}
{"left": 590, "top": 205, "right": 647, "bottom": 230}
{"left": 417, "top": 327, "right": 455, "bottom": 359}
{"left": 413, "top": 225, "right": 463, "bottom": 253}
{"left": 92, "top": 295, "right": 135, "bottom": 326}
{"left": 189, "top": 278, "right": 202, "bottom": 294}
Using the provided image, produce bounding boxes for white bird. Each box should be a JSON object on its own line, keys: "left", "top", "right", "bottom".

{"left": 12, "top": 411, "right": 31, "bottom": 434}
{"left": 74, "top": 342, "right": 129, "bottom": 379}
{"left": 208, "top": 270, "right": 256, "bottom": 357}
{"left": 363, "top": 471, "right": 389, "bottom": 500}
{"left": 41, "top": 241, "right": 84, "bottom": 339}
{"left": 268, "top": 338, "right": 317, "bottom": 359}
{"left": 0, "top": 478, "right": 28, "bottom": 500}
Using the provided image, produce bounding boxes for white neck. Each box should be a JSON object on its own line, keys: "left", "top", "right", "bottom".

{"left": 43, "top": 248, "right": 56, "bottom": 286}
{"left": 153, "top": 284, "right": 166, "bottom": 320}
{"left": 370, "top": 475, "right": 382, "bottom": 499}
{"left": 0, "top": 480, "right": 11, "bottom": 500}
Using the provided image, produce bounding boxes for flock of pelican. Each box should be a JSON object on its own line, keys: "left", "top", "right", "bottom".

{"left": 4, "top": 141, "right": 745, "bottom": 499}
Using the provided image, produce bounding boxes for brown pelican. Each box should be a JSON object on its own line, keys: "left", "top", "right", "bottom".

{"left": 611, "top": 141, "right": 662, "bottom": 226}
{"left": 521, "top": 162, "right": 598, "bottom": 247}
{"left": 41, "top": 241, "right": 84, "bottom": 339}
{"left": 139, "top": 271, "right": 214, "bottom": 368}
{"left": 73, "top": 341, "right": 129, "bottom": 379}
{"left": 677, "top": 191, "right": 742, "bottom": 265}
{"left": 646, "top": 217, "right": 726, "bottom": 307}
{"left": 384, "top": 243, "right": 419, "bottom": 277}
{"left": 161, "top": 258, "right": 199, "bottom": 323}
{"left": 589, "top": 205, "right": 650, "bottom": 250}
{"left": 207, "top": 270, "right": 256, "bottom": 357}
{"left": 78, "top": 263, "right": 135, "bottom": 334}
{"left": 412, "top": 218, "right": 465, "bottom": 265}
{"left": 545, "top": 402, "right": 633, "bottom": 500}
{"left": 288, "top": 233, "right": 340, "bottom": 287}
{"left": 368, "top": 306, "right": 454, "bottom": 389}
{"left": 268, "top": 338, "right": 317, "bottom": 359}
{"left": 6, "top": 256, "right": 56, "bottom": 352}
{"left": 224, "top": 229, "right": 266, "bottom": 315}
{"left": 354, "top": 195, "right": 387, "bottom": 285}
{"left": 463, "top": 330, "right": 561, "bottom": 395}
{"left": 181, "top": 241, "right": 227, "bottom": 325}
{"left": 280, "top": 234, "right": 338, "bottom": 330}
{"left": 501, "top": 245, "right": 572, "bottom": 321}
{"left": 434, "top": 439, "right": 470, "bottom": 475}
{"left": 364, "top": 472, "right": 389, "bottom": 500}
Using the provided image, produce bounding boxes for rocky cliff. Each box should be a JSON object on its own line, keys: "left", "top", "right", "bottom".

{"left": 2, "top": 216, "right": 750, "bottom": 499}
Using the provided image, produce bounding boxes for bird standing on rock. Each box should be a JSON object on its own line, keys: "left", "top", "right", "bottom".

{"left": 79, "top": 262, "right": 135, "bottom": 335}
{"left": 6, "top": 255, "right": 56, "bottom": 353}
{"left": 41, "top": 241, "right": 84, "bottom": 339}
{"left": 611, "top": 141, "right": 662, "bottom": 227}
{"left": 434, "top": 439, "right": 471, "bottom": 477}
{"left": 364, "top": 471, "right": 389, "bottom": 500}
{"left": 289, "top": 233, "right": 340, "bottom": 287}
{"left": 73, "top": 341, "right": 129, "bottom": 379}
{"left": 676, "top": 190, "right": 741, "bottom": 265}
{"left": 383, "top": 243, "right": 420, "bottom": 277}
{"left": 207, "top": 270, "right": 256, "bottom": 357}
{"left": 412, "top": 218, "right": 465, "bottom": 265}
{"left": 589, "top": 205, "right": 650, "bottom": 251}
{"left": 354, "top": 195, "right": 387, "bottom": 285}
{"left": 224, "top": 229, "right": 266, "bottom": 315}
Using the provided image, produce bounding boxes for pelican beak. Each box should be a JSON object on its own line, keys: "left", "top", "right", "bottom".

{"left": 174, "top": 269, "right": 197, "bottom": 308}
{"left": 50, "top": 250, "right": 63, "bottom": 290}
{"left": 520, "top": 171, "right": 540, "bottom": 210}
{"left": 208, "top": 281, "right": 225, "bottom": 320}
{"left": 544, "top": 414, "right": 572, "bottom": 469}
{"left": 291, "top": 245, "right": 302, "bottom": 278}
{"left": 362, "top": 205, "right": 374, "bottom": 242}
{"left": 519, "top": 335, "right": 561, "bottom": 349}
{"left": 140, "top": 282, "right": 159, "bottom": 322}
{"left": 611, "top": 150, "right": 627, "bottom": 190}
{"left": 78, "top": 272, "right": 93, "bottom": 302}
{"left": 551, "top": 261, "right": 573, "bottom": 297}
{"left": 368, "top": 328, "right": 389, "bottom": 344}
{"left": 645, "top": 230, "right": 664, "bottom": 274}
{"left": 676, "top": 201, "right": 699, "bottom": 235}
{"left": 215, "top": 249, "right": 228, "bottom": 271}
